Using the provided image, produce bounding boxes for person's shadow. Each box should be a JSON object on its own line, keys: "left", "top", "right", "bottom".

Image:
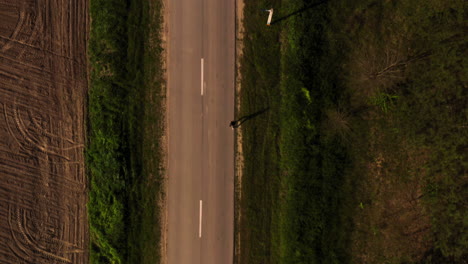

{"left": 270, "top": 0, "right": 328, "bottom": 25}
{"left": 230, "top": 107, "right": 270, "bottom": 128}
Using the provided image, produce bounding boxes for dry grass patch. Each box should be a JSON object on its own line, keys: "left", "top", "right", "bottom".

{"left": 350, "top": 123, "right": 432, "bottom": 264}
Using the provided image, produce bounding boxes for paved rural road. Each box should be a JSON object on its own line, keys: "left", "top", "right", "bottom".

{"left": 167, "top": 0, "right": 235, "bottom": 263}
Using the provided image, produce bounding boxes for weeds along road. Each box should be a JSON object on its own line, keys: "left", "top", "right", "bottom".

{"left": 166, "top": 0, "right": 235, "bottom": 263}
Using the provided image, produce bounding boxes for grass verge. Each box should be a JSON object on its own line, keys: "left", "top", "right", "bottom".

{"left": 237, "top": 1, "right": 282, "bottom": 263}
{"left": 86, "top": 0, "right": 165, "bottom": 263}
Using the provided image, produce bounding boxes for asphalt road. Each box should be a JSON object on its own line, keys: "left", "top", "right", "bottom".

{"left": 166, "top": 0, "right": 235, "bottom": 263}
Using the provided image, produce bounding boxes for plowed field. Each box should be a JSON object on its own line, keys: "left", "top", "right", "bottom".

{"left": 0, "top": 0, "right": 88, "bottom": 263}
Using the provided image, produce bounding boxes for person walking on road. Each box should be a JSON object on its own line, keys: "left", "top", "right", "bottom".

{"left": 229, "top": 121, "right": 239, "bottom": 129}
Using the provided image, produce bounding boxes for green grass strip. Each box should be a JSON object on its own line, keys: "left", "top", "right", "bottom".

{"left": 87, "top": 0, "right": 164, "bottom": 263}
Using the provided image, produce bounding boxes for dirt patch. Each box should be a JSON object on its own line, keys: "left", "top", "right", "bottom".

{"left": 0, "top": 0, "right": 89, "bottom": 263}
{"left": 234, "top": 0, "right": 245, "bottom": 263}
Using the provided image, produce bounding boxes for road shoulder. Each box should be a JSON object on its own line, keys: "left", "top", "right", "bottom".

{"left": 234, "top": 0, "right": 245, "bottom": 263}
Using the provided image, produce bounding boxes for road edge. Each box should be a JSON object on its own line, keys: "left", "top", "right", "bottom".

{"left": 234, "top": 0, "right": 245, "bottom": 263}
{"left": 160, "top": 0, "right": 169, "bottom": 263}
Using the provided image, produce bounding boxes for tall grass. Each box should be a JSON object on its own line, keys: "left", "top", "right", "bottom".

{"left": 87, "top": 0, "right": 164, "bottom": 263}
{"left": 238, "top": 0, "right": 466, "bottom": 263}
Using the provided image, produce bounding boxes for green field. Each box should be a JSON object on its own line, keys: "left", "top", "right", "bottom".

{"left": 238, "top": 0, "right": 467, "bottom": 263}
{"left": 86, "top": 0, "right": 164, "bottom": 263}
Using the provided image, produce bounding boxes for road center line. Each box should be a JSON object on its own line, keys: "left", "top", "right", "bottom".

{"left": 201, "top": 58, "right": 204, "bottom": 95}
{"left": 199, "top": 200, "right": 203, "bottom": 238}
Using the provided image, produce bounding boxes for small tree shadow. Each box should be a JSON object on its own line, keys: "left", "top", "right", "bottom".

{"left": 230, "top": 107, "right": 270, "bottom": 128}
{"left": 270, "top": 0, "right": 328, "bottom": 25}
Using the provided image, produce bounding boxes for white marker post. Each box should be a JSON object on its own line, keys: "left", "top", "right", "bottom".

{"left": 266, "top": 8, "right": 274, "bottom": 26}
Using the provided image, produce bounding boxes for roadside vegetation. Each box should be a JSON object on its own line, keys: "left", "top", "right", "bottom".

{"left": 236, "top": 1, "right": 282, "bottom": 262}
{"left": 238, "top": 0, "right": 467, "bottom": 263}
{"left": 86, "top": 0, "right": 165, "bottom": 263}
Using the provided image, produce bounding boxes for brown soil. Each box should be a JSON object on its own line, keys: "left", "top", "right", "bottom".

{"left": 0, "top": 0, "right": 89, "bottom": 263}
